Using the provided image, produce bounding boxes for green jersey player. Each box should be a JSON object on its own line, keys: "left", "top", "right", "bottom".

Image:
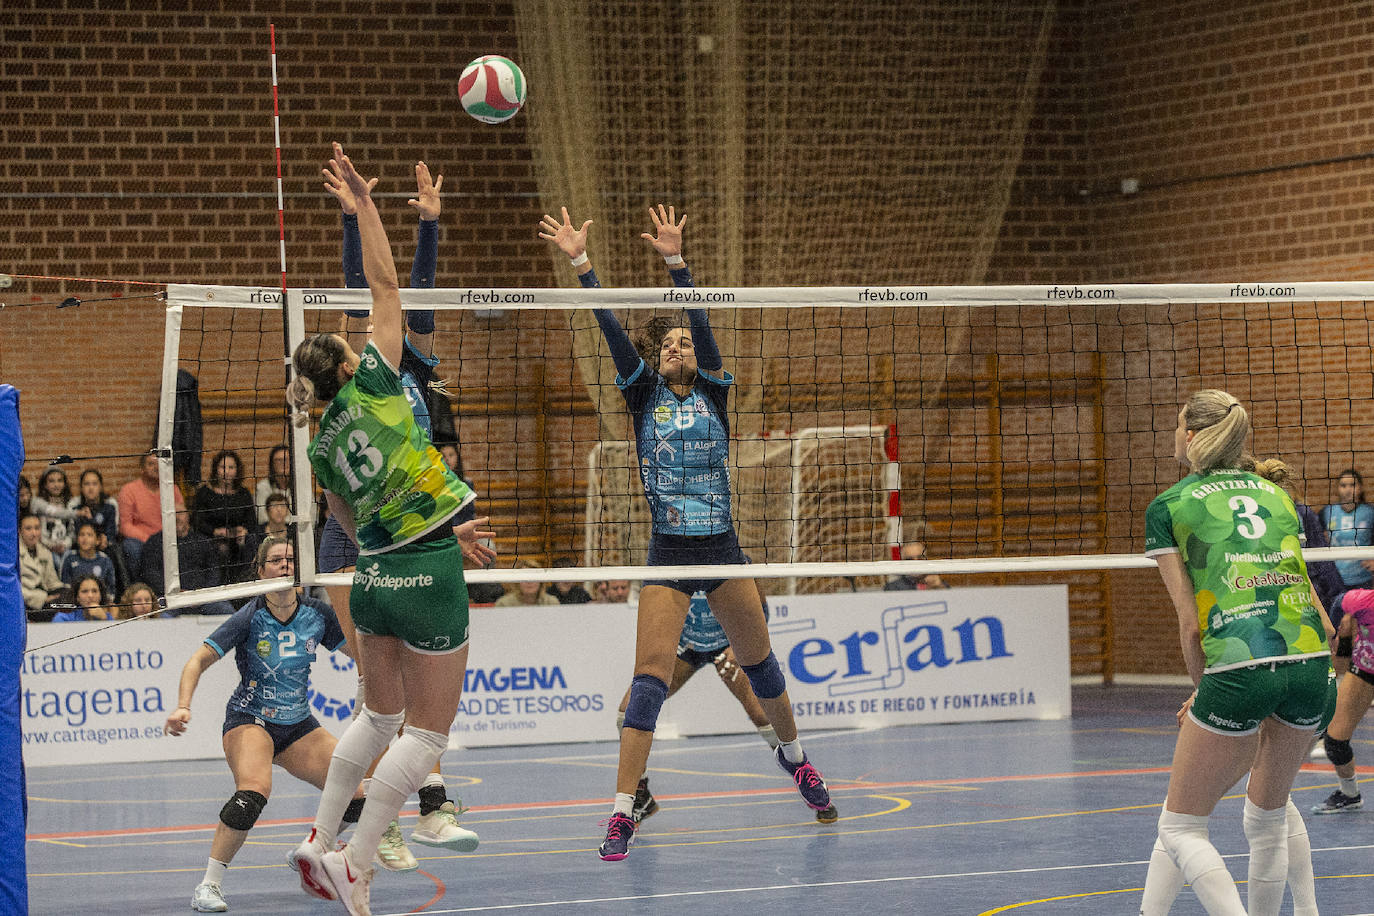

{"left": 1140, "top": 390, "right": 1332, "bottom": 916}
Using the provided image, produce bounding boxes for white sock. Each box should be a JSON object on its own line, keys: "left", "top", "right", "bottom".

{"left": 312, "top": 705, "right": 405, "bottom": 850}
{"left": 421, "top": 770, "right": 445, "bottom": 790}
{"left": 1156, "top": 808, "right": 1246, "bottom": 915}
{"left": 1243, "top": 799, "right": 1289, "bottom": 916}
{"left": 1284, "top": 798, "right": 1319, "bottom": 916}
{"left": 346, "top": 725, "right": 448, "bottom": 869}
{"left": 1138, "top": 835, "right": 1184, "bottom": 915}
{"left": 1339, "top": 774, "right": 1359, "bottom": 796}
{"left": 778, "top": 737, "right": 805, "bottom": 765}
{"left": 201, "top": 857, "right": 227, "bottom": 887}
{"left": 758, "top": 724, "right": 779, "bottom": 749}
{"left": 613, "top": 793, "right": 635, "bottom": 816}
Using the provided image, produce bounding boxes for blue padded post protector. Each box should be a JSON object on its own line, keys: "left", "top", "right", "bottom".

{"left": 0, "top": 385, "right": 28, "bottom": 913}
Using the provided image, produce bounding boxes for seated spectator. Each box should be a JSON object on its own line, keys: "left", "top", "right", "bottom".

{"left": 59, "top": 520, "right": 117, "bottom": 598}
{"left": 547, "top": 556, "right": 593, "bottom": 604}
{"left": 51, "top": 574, "right": 115, "bottom": 622}
{"left": 69, "top": 468, "right": 120, "bottom": 555}
{"left": 19, "top": 513, "right": 69, "bottom": 619}
{"left": 118, "top": 450, "right": 186, "bottom": 572}
{"left": 884, "top": 540, "right": 948, "bottom": 591}
{"left": 32, "top": 467, "right": 82, "bottom": 558}
{"left": 262, "top": 491, "right": 292, "bottom": 539}
{"left": 600, "top": 579, "right": 632, "bottom": 603}
{"left": 140, "top": 508, "right": 236, "bottom": 616}
{"left": 17, "top": 473, "right": 30, "bottom": 523}
{"left": 254, "top": 444, "right": 292, "bottom": 525}
{"left": 495, "top": 558, "right": 561, "bottom": 607}
{"left": 193, "top": 449, "right": 258, "bottom": 542}
{"left": 118, "top": 582, "right": 162, "bottom": 621}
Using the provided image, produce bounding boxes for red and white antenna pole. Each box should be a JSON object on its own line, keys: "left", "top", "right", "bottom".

{"left": 270, "top": 24, "right": 287, "bottom": 293}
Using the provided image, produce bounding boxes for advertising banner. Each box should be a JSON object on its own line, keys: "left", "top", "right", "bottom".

{"left": 21, "top": 586, "right": 1068, "bottom": 766}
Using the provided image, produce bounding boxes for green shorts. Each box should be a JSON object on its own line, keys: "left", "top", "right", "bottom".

{"left": 350, "top": 537, "right": 469, "bottom": 654}
{"left": 1190, "top": 656, "right": 1330, "bottom": 736}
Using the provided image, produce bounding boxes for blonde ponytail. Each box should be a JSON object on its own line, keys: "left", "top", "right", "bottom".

{"left": 1183, "top": 389, "right": 1249, "bottom": 473}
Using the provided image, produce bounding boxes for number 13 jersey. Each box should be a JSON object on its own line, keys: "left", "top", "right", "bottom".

{"left": 1145, "top": 467, "right": 1328, "bottom": 673}
{"left": 309, "top": 341, "right": 473, "bottom": 554}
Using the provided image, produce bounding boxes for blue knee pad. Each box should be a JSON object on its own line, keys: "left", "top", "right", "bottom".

{"left": 743, "top": 651, "right": 786, "bottom": 699}
{"left": 622, "top": 674, "right": 668, "bottom": 732}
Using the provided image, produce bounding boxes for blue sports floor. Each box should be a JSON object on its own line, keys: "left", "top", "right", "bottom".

{"left": 24, "top": 685, "right": 1374, "bottom": 914}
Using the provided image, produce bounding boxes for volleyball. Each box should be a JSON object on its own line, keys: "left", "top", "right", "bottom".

{"left": 459, "top": 55, "right": 526, "bottom": 124}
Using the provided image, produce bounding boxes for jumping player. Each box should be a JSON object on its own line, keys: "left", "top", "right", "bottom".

{"left": 286, "top": 144, "right": 492, "bottom": 916}
{"left": 166, "top": 537, "right": 364, "bottom": 913}
{"left": 319, "top": 155, "right": 479, "bottom": 868}
{"left": 539, "top": 204, "right": 834, "bottom": 862}
{"left": 1142, "top": 391, "right": 1331, "bottom": 915}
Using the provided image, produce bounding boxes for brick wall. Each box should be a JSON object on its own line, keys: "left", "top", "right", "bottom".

{"left": 6, "top": 0, "right": 1374, "bottom": 675}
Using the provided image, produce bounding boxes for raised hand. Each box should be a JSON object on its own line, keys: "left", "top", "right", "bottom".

{"left": 538, "top": 207, "right": 593, "bottom": 259}
{"left": 407, "top": 161, "right": 443, "bottom": 221}
{"left": 323, "top": 142, "right": 378, "bottom": 213}
{"left": 454, "top": 516, "right": 498, "bottom": 568}
{"left": 640, "top": 204, "right": 686, "bottom": 258}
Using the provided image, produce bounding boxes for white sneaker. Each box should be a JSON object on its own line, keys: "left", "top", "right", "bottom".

{"left": 1311, "top": 742, "right": 1330, "bottom": 760}
{"left": 286, "top": 828, "right": 336, "bottom": 901}
{"left": 191, "top": 882, "right": 228, "bottom": 912}
{"left": 321, "top": 848, "right": 373, "bottom": 916}
{"left": 373, "top": 819, "right": 418, "bottom": 872}
{"left": 411, "top": 800, "right": 479, "bottom": 852}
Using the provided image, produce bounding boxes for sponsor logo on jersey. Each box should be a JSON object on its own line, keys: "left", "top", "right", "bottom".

{"left": 654, "top": 405, "right": 672, "bottom": 423}
{"left": 355, "top": 561, "right": 435, "bottom": 592}
{"left": 362, "top": 352, "right": 378, "bottom": 370}
{"left": 256, "top": 639, "right": 272, "bottom": 658}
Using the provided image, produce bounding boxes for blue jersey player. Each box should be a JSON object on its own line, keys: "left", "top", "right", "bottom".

{"left": 1320, "top": 468, "right": 1374, "bottom": 589}
{"left": 165, "top": 537, "right": 365, "bottom": 913}
{"left": 540, "top": 204, "right": 836, "bottom": 862}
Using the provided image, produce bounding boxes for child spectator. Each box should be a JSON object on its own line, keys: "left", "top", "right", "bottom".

{"left": 51, "top": 574, "right": 115, "bottom": 622}
{"left": 32, "top": 467, "right": 82, "bottom": 558}
{"left": 59, "top": 520, "right": 117, "bottom": 598}
{"left": 117, "top": 583, "right": 161, "bottom": 621}
{"left": 262, "top": 491, "right": 292, "bottom": 539}
{"left": 1321, "top": 468, "right": 1374, "bottom": 589}
{"left": 19, "top": 513, "right": 68, "bottom": 619}
{"left": 68, "top": 468, "right": 120, "bottom": 554}
{"left": 495, "top": 558, "right": 561, "bottom": 607}
{"left": 118, "top": 450, "right": 186, "bottom": 572}
{"left": 254, "top": 444, "right": 291, "bottom": 525}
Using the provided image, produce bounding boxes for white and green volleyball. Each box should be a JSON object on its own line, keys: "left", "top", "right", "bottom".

{"left": 459, "top": 55, "right": 527, "bottom": 124}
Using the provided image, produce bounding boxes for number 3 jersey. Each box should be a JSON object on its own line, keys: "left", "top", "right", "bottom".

{"left": 309, "top": 341, "right": 473, "bottom": 554}
{"left": 204, "top": 595, "right": 346, "bottom": 725}
{"left": 1145, "top": 467, "right": 1329, "bottom": 673}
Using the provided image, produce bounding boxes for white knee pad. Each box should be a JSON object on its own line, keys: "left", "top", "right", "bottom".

{"left": 1157, "top": 809, "right": 1219, "bottom": 879}
{"left": 333, "top": 704, "right": 405, "bottom": 768}
{"left": 370, "top": 725, "right": 448, "bottom": 798}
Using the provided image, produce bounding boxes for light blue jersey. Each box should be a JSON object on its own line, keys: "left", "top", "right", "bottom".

{"left": 680, "top": 591, "right": 728, "bottom": 652}
{"left": 618, "top": 363, "right": 733, "bottom": 535}
{"left": 205, "top": 595, "right": 346, "bottom": 725}
{"left": 1320, "top": 502, "right": 1374, "bottom": 587}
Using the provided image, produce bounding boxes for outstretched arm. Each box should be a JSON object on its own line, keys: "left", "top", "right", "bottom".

{"left": 641, "top": 205, "right": 721, "bottom": 372}
{"left": 540, "top": 208, "right": 642, "bottom": 378}
{"left": 406, "top": 161, "right": 441, "bottom": 355}
{"left": 324, "top": 143, "right": 402, "bottom": 368}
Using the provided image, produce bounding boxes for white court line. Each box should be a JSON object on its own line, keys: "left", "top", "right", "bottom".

{"left": 372, "top": 846, "right": 1374, "bottom": 914}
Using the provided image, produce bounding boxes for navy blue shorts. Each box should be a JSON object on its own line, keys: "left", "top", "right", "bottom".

{"left": 677, "top": 642, "right": 728, "bottom": 670}
{"left": 645, "top": 529, "right": 747, "bottom": 597}
{"left": 222, "top": 709, "right": 322, "bottom": 757}
{"left": 318, "top": 514, "right": 360, "bottom": 573}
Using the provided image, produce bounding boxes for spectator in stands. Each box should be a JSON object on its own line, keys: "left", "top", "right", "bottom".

{"left": 262, "top": 491, "right": 292, "bottom": 539}
{"left": 140, "top": 508, "right": 236, "bottom": 616}
{"left": 884, "top": 540, "right": 948, "bottom": 591}
{"left": 32, "top": 467, "right": 82, "bottom": 558}
{"left": 70, "top": 468, "right": 119, "bottom": 551}
{"left": 118, "top": 450, "right": 186, "bottom": 572}
{"left": 436, "top": 442, "right": 478, "bottom": 525}
{"left": 59, "top": 520, "right": 117, "bottom": 598}
{"left": 118, "top": 582, "right": 161, "bottom": 621}
{"left": 548, "top": 556, "right": 593, "bottom": 604}
{"left": 1321, "top": 468, "right": 1374, "bottom": 591}
{"left": 602, "top": 579, "right": 632, "bottom": 603}
{"left": 194, "top": 449, "right": 258, "bottom": 542}
{"left": 50, "top": 574, "right": 115, "bottom": 622}
{"left": 19, "top": 513, "right": 67, "bottom": 619}
{"left": 254, "top": 444, "right": 292, "bottom": 525}
{"left": 496, "top": 559, "right": 560, "bottom": 607}
{"left": 16, "top": 473, "right": 30, "bottom": 522}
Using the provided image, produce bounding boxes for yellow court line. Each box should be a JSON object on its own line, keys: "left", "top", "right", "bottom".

{"left": 30, "top": 839, "right": 87, "bottom": 848}
{"left": 979, "top": 873, "right": 1374, "bottom": 913}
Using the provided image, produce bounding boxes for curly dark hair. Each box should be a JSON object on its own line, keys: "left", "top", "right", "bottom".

{"left": 636, "top": 315, "right": 683, "bottom": 366}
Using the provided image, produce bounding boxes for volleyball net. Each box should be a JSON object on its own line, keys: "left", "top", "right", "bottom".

{"left": 150, "top": 280, "right": 1374, "bottom": 676}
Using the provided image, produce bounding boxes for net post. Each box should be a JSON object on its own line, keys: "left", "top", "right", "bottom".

{"left": 157, "top": 301, "right": 184, "bottom": 595}
{"left": 284, "top": 289, "right": 318, "bottom": 587}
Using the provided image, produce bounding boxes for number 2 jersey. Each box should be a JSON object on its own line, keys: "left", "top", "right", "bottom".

{"left": 1145, "top": 467, "right": 1328, "bottom": 673}
{"left": 204, "top": 595, "right": 345, "bottom": 725}
{"left": 309, "top": 341, "right": 473, "bottom": 554}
